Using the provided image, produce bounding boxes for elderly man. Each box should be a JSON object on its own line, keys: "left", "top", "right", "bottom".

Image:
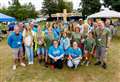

{"left": 7, "top": 26, "right": 26, "bottom": 70}
{"left": 94, "top": 21, "right": 111, "bottom": 69}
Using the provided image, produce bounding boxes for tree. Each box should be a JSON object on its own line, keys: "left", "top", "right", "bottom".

{"left": 103, "top": 0, "right": 120, "bottom": 12}
{"left": 0, "top": 0, "right": 38, "bottom": 21}
{"left": 41, "top": 0, "right": 73, "bottom": 16}
{"left": 80, "top": 0, "right": 101, "bottom": 16}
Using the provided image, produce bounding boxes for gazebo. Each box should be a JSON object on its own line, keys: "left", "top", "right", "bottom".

{"left": 87, "top": 9, "right": 120, "bottom": 19}
{"left": 0, "top": 13, "right": 16, "bottom": 22}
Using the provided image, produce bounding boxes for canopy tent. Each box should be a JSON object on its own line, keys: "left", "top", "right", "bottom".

{"left": 0, "top": 13, "right": 16, "bottom": 22}
{"left": 87, "top": 9, "right": 120, "bottom": 19}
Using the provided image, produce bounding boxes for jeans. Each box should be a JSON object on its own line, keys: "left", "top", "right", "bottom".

{"left": 25, "top": 46, "right": 34, "bottom": 63}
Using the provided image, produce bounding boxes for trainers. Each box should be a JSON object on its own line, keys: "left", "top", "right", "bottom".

{"left": 94, "top": 61, "right": 101, "bottom": 65}
{"left": 102, "top": 63, "right": 107, "bottom": 69}
{"left": 20, "top": 63, "right": 26, "bottom": 67}
{"left": 86, "top": 61, "right": 90, "bottom": 66}
{"left": 31, "top": 61, "right": 33, "bottom": 64}
{"left": 81, "top": 61, "right": 86, "bottom": 65}
{"left": 13, "top": 65, "right": 16, "bottom": 70}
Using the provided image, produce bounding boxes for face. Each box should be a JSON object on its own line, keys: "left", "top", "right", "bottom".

{"left": 75, "top": 27, "right": 80, "bottom": 32}
{"left": 88, "top": 32, "right": 93, "bottom": 38}
{"left": 63, "top": 32, "right": 67, "bottom": 37}
{"left": 14, "top": 26, "right": 20, "bottom": 34}
{"left": 93, "top": 23, "right": 98, "bottom": 29}
{"left": 98, "top": 21, "right": 104, "bottom": 30}
{"left": 18, "top": 22, "right": 24, "bottom": 29}
{"left": 30, "top": 22, "right": 34, "bottom": 28}
{"left": 73, "top": 42, "right": 78, "bottom": 49}
{"left": 38, "top": 25, "right": 41, "bottom": 32}
{"left": 79, "top": 19, "right": 83, "bottom": 24}
{"left": 53, "top": 41, "right": 58, "bottom": 48}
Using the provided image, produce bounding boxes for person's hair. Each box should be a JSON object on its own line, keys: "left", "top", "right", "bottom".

{"left": 68, "top": 23, "right": 74, "bottom": 31}
{"left": 74, "top": 26, "right": 80, "bottom": 32}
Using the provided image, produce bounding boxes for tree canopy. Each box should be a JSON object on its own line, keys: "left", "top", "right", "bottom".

{"left": 41, "top": 0, "right": 73, "bottom": 16}
{"left": 0, "top": 0, "right": 38, "bottom": 21}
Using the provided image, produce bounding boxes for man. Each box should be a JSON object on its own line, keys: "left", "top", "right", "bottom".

{"left": 94, "top": 21, "right": 111, "bottom": 69}
{"left": 7, "top": 26, "right": 26, "bottom": 70}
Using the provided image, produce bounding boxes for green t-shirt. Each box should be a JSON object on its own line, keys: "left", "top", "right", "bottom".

{"left": 84, "top": 38, "right": 96, "bottom": 52}
{"left": 72, "top": 32, "right": 82, "bottom": 43}
{"left": 95, "top": 28, "right": 111, "bottom": 47}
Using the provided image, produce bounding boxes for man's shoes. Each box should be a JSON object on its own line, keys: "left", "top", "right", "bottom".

{"left": 102, "top": 63, "right": 107, "bottom": 69}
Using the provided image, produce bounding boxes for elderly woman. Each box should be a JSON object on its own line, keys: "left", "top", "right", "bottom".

{"left": 67, "top": 41, "right": 82, "bottom": 69}
{"left": 48, "top": 40, "right": 64, "bottom": 70}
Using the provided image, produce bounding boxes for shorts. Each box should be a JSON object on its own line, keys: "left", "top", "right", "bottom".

{"left": 12, "top": 48, "right": 23, "bottom": 59}
{"left": 37, "top": 48, "right": 46, "bottom": 56}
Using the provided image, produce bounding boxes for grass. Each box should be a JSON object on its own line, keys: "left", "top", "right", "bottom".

{"left": 0, "top": 36, "right": 120, "bottom": 82}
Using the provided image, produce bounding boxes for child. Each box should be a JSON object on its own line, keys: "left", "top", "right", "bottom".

{"left": 48, "top": 40, "right": 64, "bottom": 70}
{"left": 82, "top": 32, "right": 96, "bottom": 66}
{"left": 67, "top": 41, "right": 82, "bottom": 69}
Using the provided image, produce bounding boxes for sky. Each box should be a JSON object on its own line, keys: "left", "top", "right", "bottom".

{"left": 0, "top": 0, "right": 81, "bottom": 10}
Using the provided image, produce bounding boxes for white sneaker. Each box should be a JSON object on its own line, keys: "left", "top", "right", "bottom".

{"left": 28, "top": 61, "right": 33, "bottom": 65}
{"left": 20, "top": 63, "right": 26, "bottom": 67}
{"left": 30, "top": 61, "right": 33, "bottom": 64}
{"left": 86, "top": 61, "right": 90, "bottom": 66}
{"left": 13, "top": 65, "right": 16, "bottom": 70}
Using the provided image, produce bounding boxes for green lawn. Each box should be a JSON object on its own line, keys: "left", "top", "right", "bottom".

{"left": 0, "top": 36, "right": 120, "bottom": 82}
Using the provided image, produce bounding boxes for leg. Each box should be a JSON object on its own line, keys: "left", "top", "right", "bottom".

{"left": 37, "top": 48, "right": 42, "bottom": 64}
{"left": 55, "top": 59, "right": 63, "bottom": 69}
{"left": 100, "top": 47, "right": 107, "bottom": 69}
{"left": 25, "top": 46, "right": 31, "bottom": 64}
{"left": 30, "top": 47, "right": 34, "bottom": 64}
{"left": 95, "top": 47, "right": 101, "bottom": 65}
{"left": 12, "top": 48, "right": 19, "bottom": 70}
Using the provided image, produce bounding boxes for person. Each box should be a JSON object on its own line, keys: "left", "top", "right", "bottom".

{"left": 48, "top": 40, "right": 64, "bottom": 70}
{"left": 67, "top": 41, "right": 82, "bottom": 69}
{"left": 82, "top": 32, "right": 96, "bottom": 66}
{"left": 71, "top": 26, "right": 82, "bottom": 45}
{"left": 60, "top": 32, "right": 70, "bottom": 56}
{"left": 7, "top": 26, "right": 26, "bottom": 70}
{"left": 23, "top": 25, "right": 34, "bottom": 65}
{"left": 94, "top": 21, "right": 111, "bottom": 69}
{"left": 35, "top": 25, "right": 47, "bottom": 65}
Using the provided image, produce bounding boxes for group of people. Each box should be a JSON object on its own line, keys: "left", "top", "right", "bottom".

{"left": 7, "top": 19, "right": 112, "bottom": 70}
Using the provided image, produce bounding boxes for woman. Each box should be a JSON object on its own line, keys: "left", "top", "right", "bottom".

{"left": 60, "top": 32, "right": 70, "bottom": 56}
{"left": 35, "top": 25, "right": 46, "bottom": 64}
{"left": 67, "top": 41, "right": 82, "bottom": 69}
{"left": 23, "top": 26, "right": 34, "bottom": 65}
{"left": 48, "top": 40, "right": 64, "bottom": 70}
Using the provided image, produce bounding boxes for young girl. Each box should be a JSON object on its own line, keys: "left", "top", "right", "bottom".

{"left": 23, "top": 26, "right": 34, "bottom": 65}
{"left": 67, "top": 41, "right": 82, "bottom": 69}
{"left": 60, "top": 32, "right": 70, "bottom": 56}
{"left": 82, "top": 32, "right": 96, "bottom": 66}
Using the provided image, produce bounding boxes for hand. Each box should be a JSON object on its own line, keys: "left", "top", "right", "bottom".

{"left": 68, "top": 55, "right": 72, "bottom": 60}
{"left": 79, "top": 56, "right": 82, "bottom": 59}
{"left": 54, "top": 57, "right": 58, "bottom": 62}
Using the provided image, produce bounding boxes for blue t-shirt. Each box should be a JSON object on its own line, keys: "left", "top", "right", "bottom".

{"left": 69, "top": 47, "right": 82, "bottom": 59}
{"left": 48, "top": 46, "right": 64, "bottom": 59}
{"left": 7, "top": 32, "right": 23, "bottom": 48}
